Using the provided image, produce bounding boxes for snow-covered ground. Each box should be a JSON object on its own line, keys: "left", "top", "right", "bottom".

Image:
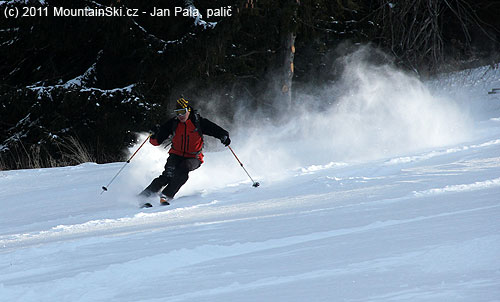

{"left": 1, "top": 63, "right": 500, "bottom": 301}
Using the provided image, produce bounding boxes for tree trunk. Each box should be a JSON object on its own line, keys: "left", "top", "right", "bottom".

{"left": 280, "top": 31, "right": 296, "bottom": 109}
{"left": 277, "top": 0, "right": 299, "bottom": 110}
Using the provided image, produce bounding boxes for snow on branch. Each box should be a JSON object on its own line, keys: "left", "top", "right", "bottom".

{"left": 62, "top": 50, "right": 102, "bottom": 89}
{"left": 184, "top": 0, "right": 217, "bottom": 29}
{"left": 130, "top": 18, "right": 180, "bottom": 54}
{"left": 26, "top": 49, "right": 138, "bottom": 99}
{"left": 129, "top": 2, "right": 217, "bottom": 53}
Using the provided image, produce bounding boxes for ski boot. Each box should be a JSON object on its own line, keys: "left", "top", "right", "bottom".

{"left": 160, "top": 194, "right": 172, "bottom": 206}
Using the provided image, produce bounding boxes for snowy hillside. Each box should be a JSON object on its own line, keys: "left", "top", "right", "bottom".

{"left": 1, "top": 64, "right": 500, "bottom": 301}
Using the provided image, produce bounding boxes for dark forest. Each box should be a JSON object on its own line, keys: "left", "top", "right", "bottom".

{"left": 1, "top": 0, "right": 499, "bottom": 169}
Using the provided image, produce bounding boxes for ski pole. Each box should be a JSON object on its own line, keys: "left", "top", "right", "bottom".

{"left": 101, "top": 133, "right": 152, "bottom": 194}
{"left": 228, "top": 145, "right": 260, "bottom": 187}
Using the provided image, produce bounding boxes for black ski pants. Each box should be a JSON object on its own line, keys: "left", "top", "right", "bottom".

{"left": 141, "top": 154, "right": 201, "bottom": 198}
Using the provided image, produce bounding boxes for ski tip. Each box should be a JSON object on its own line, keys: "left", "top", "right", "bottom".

{"left": 141, "top": 203, "right": 153, "bottom": 208}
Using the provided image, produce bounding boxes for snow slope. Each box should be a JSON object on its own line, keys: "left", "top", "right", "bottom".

{"left": 1, "top": 64, "right": 500, "bottom": 301}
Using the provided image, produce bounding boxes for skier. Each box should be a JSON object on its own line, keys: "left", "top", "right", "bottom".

{"left": 139, "top": 97, "right": 231, "bottom": 207}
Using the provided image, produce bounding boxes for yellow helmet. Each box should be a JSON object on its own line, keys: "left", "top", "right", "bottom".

{"left": 176, "top": 97, "right": 190, "bottom": 110}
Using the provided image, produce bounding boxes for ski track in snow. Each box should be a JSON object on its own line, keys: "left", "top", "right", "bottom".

{"left": 414, "top": 177, "right": 500, "bottom": 196}
{"left": 1, "top": 127, "right": 500, "bottom": 253}
{"left": 386, "top": 138, "right": 500, "bottom": 165}
{"left": 2, "top": 191, "right": 498, "bottom": 251}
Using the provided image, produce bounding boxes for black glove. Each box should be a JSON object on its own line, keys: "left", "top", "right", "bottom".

{"left": 221, "top": 135, "right": 231, "bottom": 147}
{"left": 150, "top": 124, "right": 160, "bottom": 135}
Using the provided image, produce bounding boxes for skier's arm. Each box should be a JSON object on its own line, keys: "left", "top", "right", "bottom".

{"left": 200, "top": 117, "right": 230, "bottom": 145}
{"left": 151, "top": 118, "right": 176, "bottom": 145}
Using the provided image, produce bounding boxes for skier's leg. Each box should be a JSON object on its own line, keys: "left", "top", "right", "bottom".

{"left": 139, "top": 155, "right": 182, "bottom": 196}
{"left": 161, "top": 157, "right": 201, "bottom": 198}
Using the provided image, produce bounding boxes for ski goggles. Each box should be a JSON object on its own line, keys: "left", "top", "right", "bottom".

{"left": 174, "top": 107, "right": 189, "bottom": 116}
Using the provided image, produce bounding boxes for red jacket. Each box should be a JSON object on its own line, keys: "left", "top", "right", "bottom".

{"left": 150, "top": 111, "right": 229, "bottom": 163}
{"left": 169, "top": 119, "right": 204, "bottom": 162}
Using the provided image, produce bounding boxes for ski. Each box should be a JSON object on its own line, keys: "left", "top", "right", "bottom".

{"left": 140, "top": 201, "right": 170, "bottom": 208}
